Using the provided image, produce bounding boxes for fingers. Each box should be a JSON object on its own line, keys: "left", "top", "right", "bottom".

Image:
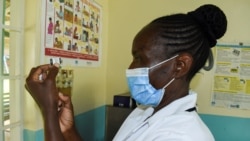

{"left": 26, "top": 64, "right": 51, "bottom": 82}
{"left": 58, "top": 92, "right": 71, "bottom": 103}
{"left": 58, "top": 99, "right": 63, "bottom": 111}
{"left": 24, "top": 84, "right": 31, "bottom": 93}
{"left": 47, "top": 65, "right": 59, "bottom": 81}
{"left": 26, "top": 64, "right": 59, "bottom": 83}
{"left": 58, "top": 92, "right": 72, "bottom": 109}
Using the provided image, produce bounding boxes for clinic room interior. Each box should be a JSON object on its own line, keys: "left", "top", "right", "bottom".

{"left": 1, "top": 0, "right": 250, "bottom": 141}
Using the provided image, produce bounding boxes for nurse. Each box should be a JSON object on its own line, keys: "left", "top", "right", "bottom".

{"left": 25, "top": 4, "right": 227, "bottom": 141}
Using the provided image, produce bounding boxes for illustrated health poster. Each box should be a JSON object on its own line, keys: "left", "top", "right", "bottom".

{"left": 42, "top": 0, "right": 102, "bottom": 67}
{"left": 212, "top": 44, "right": 250, "bottom": 110}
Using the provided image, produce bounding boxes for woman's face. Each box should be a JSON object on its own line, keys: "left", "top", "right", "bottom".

{"left": 129, "top": 24, "right": 176, "bottom": 89}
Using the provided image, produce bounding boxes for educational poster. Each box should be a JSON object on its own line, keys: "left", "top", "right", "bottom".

{"left": 42, "top": 0, "right": 101, "bottom": 67}
{"left": 211, "top": 44, "right": 250, "bottom": 110}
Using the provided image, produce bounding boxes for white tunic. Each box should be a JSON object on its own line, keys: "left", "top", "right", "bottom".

{"left": 113, "top": 91, "right": 215, "bottom": 141}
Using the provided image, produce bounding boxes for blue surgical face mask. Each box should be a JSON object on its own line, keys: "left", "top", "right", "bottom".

{"left": 126, "top": 55, "right": 178, "bottom": 107}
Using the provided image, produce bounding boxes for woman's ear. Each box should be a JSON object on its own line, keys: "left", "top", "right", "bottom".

{"left": 174, "top": 53, "right": 193, "bottom": 78}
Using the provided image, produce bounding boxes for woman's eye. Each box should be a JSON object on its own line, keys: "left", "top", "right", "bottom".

{"left": 133, "top": 56, "right": 141, "bottom": 61}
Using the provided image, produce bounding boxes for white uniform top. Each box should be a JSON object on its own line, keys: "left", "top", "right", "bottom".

{"left": 113, "top": 91, "right": 215, "bottom": 141}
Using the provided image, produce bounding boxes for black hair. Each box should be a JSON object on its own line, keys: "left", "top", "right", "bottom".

{"left": 149, "top": 4, "right": 227, "bottom": 81}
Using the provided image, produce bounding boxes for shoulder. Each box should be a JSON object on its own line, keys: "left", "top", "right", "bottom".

{"left": 145, "top": 112, "right": 215, "bottom": 141}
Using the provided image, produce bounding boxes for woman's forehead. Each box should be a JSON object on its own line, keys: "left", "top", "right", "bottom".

{"left": 133, "top": 25, "right": 163, "bottom": 50}
{"left": 132, "top": 31, "right": 167, "bottom": 61}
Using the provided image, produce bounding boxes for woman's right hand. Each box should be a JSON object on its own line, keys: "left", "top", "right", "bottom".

{"left": 26, "top": 64, "right": 82, "bottom": 141}
{"left": 25, "top": 64, "right": 59, "bottom": 114}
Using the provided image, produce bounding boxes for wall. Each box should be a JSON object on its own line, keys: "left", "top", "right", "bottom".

{"left": 23, "top": 0, "right": 250, "bottom": 141}
{"left": 23, "top": 0, "right": 109, "bottom": 140}
{"left": 106, "top": 0, "right": 250, "bottom": 117}
{"left": 200, "top": 114, "right": 250, "bottom": 141}
{"left": 24, "top": 0, "right": 43, "bottom": 132}
{"left": 106, "top": 0, "right": 250, "bottom": 141}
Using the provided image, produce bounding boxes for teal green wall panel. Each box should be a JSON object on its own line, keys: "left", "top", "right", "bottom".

{"left": 23, "top": 106, "right": 105, "bottom": 141}
{"left": 23, "top": 129, "right": 44, "bottom": 141}
{"left": 200, "top": 114, "right": 250, "bottom": 141}
{"left": 75, "top": 106, "right": 106, "bottom": 141}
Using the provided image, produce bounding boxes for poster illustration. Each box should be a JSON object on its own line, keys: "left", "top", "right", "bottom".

{"left": 211, "top": 44, "right": 250, "bottom": 110}
{"left": 42, "top": 0, "right": 101, "bottom": 67}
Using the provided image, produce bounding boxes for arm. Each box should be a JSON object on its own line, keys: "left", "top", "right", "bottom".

{"left": 43, "top": 108, "right": 65, "bottom": 141}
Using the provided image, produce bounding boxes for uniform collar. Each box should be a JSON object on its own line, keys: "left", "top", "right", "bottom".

{"left": 145, "top": 90, "right": 197, "bottom": 122}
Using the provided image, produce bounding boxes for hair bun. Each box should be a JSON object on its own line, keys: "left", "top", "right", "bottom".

{"left": 187, "top": 4, "right": 227, "bottom": 47}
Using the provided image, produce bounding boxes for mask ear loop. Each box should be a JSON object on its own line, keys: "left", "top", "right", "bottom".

{"left": 154, "top": 78, "right": 175, "bottom": 107}
{"left": 162, "top": 78, "right": 175, "bottom": 89}
{"left": 149, "top": 54, "right": 179, "bottom": 69}
{"left": 149, "top": 54, "right": 178, "bottom": 89}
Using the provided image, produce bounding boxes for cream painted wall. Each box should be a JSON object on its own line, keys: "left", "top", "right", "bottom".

{"left": 24, "top": 0, "right": 43, "bottom": 130}
{"left": 24, "top": 0, "right": 109, "bottom": 130}
{"left": 71, "top": 0, "right": 109, "bottom": 115}
{"left": 23, "top": 0, "right": 250, "bottom": 131}
{"left": 106, "top": 0, "right": 250, "bottom": 118}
